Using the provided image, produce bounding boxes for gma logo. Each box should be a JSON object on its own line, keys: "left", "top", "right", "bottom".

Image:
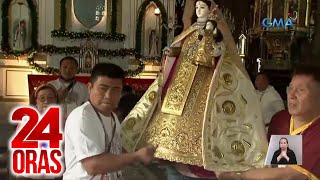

{"left": 262, "top": 18, "right": 294, "bottom": 28}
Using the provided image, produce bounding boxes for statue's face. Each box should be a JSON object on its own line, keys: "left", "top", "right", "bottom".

{"left": 205, "top": 22, "right": 214, "bottom": 30}
{"left": 196, "top": 1, "right": 210, "bottom": 19}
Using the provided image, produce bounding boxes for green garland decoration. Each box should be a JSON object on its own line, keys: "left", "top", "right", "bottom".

{"left": 26, "top": 51, "right": 145, "bottom": 77}
{"left": 125, "top": 60, "right": 145, "bottom": 77}
{"left": 27, "top": 51, "right": 60, "bottom": 74}
{"left": 136, "top": 0, "right": 168, "bottom": 54}
{"left": 39, "top": 45, "right": 79, "bottom": 55}
{"left": 98, "top": 48, "right": 137, "bottom": 57}
{"left": 1, "top": 0, "right": 38, "bottom": 53}
{"left": 139, "top": 56, "right": 161, "bottom": 62}
{"left": 38, "top": 45, "right": 138, "bottom": 57}
{"left": 51, "top": 30, "right": 126, "bottom": 42}
{"left": 0, "top": 50, "right": 30, "bottom": 58}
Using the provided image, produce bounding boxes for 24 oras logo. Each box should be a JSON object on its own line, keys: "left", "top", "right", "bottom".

{"left": 9, "top": 106, "right": 64, "bottom": 178}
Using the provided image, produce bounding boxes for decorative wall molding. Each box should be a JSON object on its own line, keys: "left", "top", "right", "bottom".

{"left": 4, "top": 69, "right": 33, "bottom": 98}
{"left": 0, "top": 96, "right": 29, "bottom": 102}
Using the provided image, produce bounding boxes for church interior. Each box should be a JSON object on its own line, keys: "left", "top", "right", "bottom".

{"left": 0, "top": 0, "right": 319, "bottom": 179}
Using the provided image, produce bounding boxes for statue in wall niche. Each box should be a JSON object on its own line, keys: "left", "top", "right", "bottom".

{"left": 13, "top": 20, "right": 27, "bottom": 51}
{"left": 79, "top": 40, "right": 98, "bottom": 73}
{"left": 10, "top": 0, "right": 31, "bottom": 51}
{"left": 85, "top": 52, "right": 92, "bottom": 68}
{"left": 143, "top": 3, "right": 162, "bottom": 57}
{"left": 148, "top": 29, "right": 159, "bottom": 56}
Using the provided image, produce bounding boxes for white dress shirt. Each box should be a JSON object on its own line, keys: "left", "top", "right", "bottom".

{"left": 63, "top": 102, "right": 122, "bottom": 180}
{"left": 256, "top": 85, "right": 285, "bottom": 125}
{"left": 48, "top": 78, "right": 88, "bottom": 117}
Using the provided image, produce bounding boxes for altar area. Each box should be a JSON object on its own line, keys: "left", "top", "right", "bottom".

{"left": 0, "top": 0, "right": 319, "bottom": 179}
{"left": 0, "top": 0, "right": 176, "bottom": 147}
{"left": 27, "top": 74, "right": 155, "bottom": 98}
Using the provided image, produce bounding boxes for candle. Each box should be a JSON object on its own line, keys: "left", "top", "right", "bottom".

{"left": 241, "top": 38, "right": 245, "bottom": 55}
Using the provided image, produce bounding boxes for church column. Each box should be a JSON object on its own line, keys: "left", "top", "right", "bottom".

{"left": 38, "top": 0, "right": 55, "bottom": 45}
{"left": 313, "top": 0, "right": 320, "bottom": 62}
{"left": 0, "top": 0, "right": 3, "bottom": 47}
{"left": 122, "top": 0, "right": 134, "bottom": 48}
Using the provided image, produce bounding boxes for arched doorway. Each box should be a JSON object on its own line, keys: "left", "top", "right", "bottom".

{"left": 136, "top": 0, "right": 168, "bottom": 57}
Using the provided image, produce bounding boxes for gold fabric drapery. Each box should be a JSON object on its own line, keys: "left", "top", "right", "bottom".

{"left": 122, "top": 2, "right": 268, "bottom": 172}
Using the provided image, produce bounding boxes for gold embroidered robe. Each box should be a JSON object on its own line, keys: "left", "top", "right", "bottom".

{"left": 122, "top": 13, "right": 268, "bottom": 172}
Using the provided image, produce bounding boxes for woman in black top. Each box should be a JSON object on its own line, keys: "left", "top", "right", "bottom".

{"left": 271, "top": 137, "right": 297, "bottom": 165}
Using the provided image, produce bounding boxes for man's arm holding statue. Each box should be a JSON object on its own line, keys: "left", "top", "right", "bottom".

{"left": 82, "top": 145, "right": 157, "bottom": 176}
{"left": 216, "top": 167, "right": 308, "bottom": 180}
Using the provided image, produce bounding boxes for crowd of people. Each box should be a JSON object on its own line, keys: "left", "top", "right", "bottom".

{"left": 21, "top": 59, "right": 319, "bottom": 180}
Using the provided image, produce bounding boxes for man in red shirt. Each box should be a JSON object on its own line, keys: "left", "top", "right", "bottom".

{"left": 218, "top": 65, "right": 320, "bottom": 180}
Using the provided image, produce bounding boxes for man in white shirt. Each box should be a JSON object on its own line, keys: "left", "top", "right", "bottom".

{"left": 63, "top": 63, "right": 157, "bottom": 180}
{"left": 255, "top": 72, "right": 285, "bottom": 128}
{"left": 48, "top": 56, "right": 89, "bottom": 119}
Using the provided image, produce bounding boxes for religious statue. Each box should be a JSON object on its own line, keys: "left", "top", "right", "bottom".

{"left": 85, "top": 53, "right": 92, "bottom": 68}
{"left": 163, "top": 18, "right": 182, "bottom": 46}
{"left": 149, "top": 29, "right": 159, "bottom": 56}
{"left": 79, "top": 40, "right": 98, "bottom": 73}
{"left": 122, "top": 0, "right": 268, "bottom": 173}
{"left": 13, "top": 20, "right": 27, "bottom": 51}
